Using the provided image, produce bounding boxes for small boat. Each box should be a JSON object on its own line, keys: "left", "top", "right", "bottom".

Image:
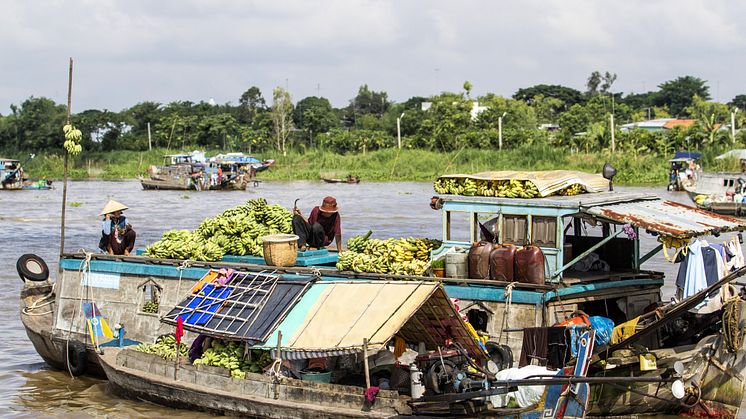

{"left": 667, "top": 151, "right": 701, "bottom": 191}
{"left": 322, "top": 176, "right": 360, "bottom": 184}
{"left": 141, "top": 152, "right": 256, "bottom": 191}
{"left": 684, "top": 172, "right": 746, "bottom": 215}
{"left": 0, "top": 158, "right": 25, "bottom": 190}
{"left": 22, "top": 180, "right": 53, "bottom": 190}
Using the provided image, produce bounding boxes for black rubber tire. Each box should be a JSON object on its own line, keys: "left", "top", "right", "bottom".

{"left": 485, "top": 342, "right": 514, "bottom": 371}
{"left": 16, "top": 254, "right": 49, "bottom": 282}
{"left": 66, "top": 340, "right": 88, "bottom": 376}
{"left": 498, "top": 344, "right": 514, "bottom": 369}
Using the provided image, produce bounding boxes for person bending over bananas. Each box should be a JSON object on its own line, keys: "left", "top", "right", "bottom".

{"left": 293, "top": 196, "right": 342, "bottom": 252}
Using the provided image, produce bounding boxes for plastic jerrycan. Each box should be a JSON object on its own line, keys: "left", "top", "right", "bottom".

{"left": 514, "top": 245, "right": 546, "bottom": 285}
{"left": 489, "top": 244, "right": 517, "bottom": 281}
{"left": 468, "top": 241, "right": 494, "bottom": 279}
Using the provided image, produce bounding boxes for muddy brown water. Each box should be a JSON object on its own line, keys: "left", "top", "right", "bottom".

{"left": 0, "top": 180, "right": 740, "bottom": 417}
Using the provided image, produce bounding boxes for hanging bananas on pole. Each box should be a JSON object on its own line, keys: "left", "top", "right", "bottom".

{"left": 62, "top": 124, "right": 83, "bottom": 155}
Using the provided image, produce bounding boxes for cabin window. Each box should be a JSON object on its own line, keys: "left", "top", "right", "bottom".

{"left": 446, "top": 211, "right": 472, "bottom": 243}
{"left": 502, "top": 215, "right": 528, "bottom": 246}
{"left": 467, "top": 309, "right": 490, "bottom": 333}
{"left": 476, "top": 213, "right": 500, "bottom": 242}
{"left": 532, "top": 216, "right": 557, "bottom": 247}
{"left": 140, "top": 281, "right": 162, "bottom": 314}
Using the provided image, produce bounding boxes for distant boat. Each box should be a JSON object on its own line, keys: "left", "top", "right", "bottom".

{"left": 684, "top": 172, "right": 746, "bottom": 215}
{"left": 320, "top": 173, "right": 360, "bottom": 184}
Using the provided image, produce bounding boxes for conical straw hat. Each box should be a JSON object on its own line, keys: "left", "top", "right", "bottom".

{"left": 100, "top": 199, "right": 128, "bottom": 216}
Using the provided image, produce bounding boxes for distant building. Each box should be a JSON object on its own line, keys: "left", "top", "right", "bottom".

{"left": 420, "top": 100, "right": 488, "bottom": 121}
{"left": 620, "top": 118, "right": 696, "bottom": 132}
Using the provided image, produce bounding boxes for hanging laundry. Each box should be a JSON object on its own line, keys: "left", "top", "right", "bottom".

{"left": 727, "top": 238, "right": 745, "bottom": 270}
{"left": 675, "top": 240, "right": 720, "bottom": 299}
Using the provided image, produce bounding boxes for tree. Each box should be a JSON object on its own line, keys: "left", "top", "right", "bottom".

{"left": 729, "top": 95, "right": 746, "bottom": 110}
{"left": 586, "top": 71, "right": 601, "bottom": 96}
{"left": 655, "top": 76, "right": 710, "bottom": 117}
{"left": 600, "top": 72, "right": 617, "bottom": 94}
{"left": 343, "top": 85, "right": 390, "bottom": 127}
{"left": 292, "top": 96, "right": 338, "bottom": 137}
{"left": 463, "top": 81, "right": 473, "bottom": 99}
{"left": 513, "top": 85, "right": 584, "bottom": 108}
{"left": 238, "top": 86, "right": 266, "bottom": 124}
{"left": 270, "top": 87, "right": 294, "bottom": 155}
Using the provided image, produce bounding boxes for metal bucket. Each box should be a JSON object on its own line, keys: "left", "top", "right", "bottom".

{"left": 445, "top": 251, "right": 468, "bottom": 279}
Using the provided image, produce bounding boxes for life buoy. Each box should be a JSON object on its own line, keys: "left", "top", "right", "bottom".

{"left": 16, "top": 254, "right": 49, "bottom": 282}
{"left": 66, "top": 340, "right": 88, "bottom": 376}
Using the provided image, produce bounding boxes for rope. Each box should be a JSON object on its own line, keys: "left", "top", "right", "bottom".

{"left": 22, "top": 283, "right": 56, "bottom": 316}
{"left": 722, "top": 296, "right": 743, "bottom": 352}
{"left": 66, "top": 250, "right": 93, "bottom": 378}
{"left": 498, "top": 282, "right": 517, "bottom": 345}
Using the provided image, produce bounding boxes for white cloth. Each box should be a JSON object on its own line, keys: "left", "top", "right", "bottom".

{"left": 489, "top": 365, "right": 553, "bottom": 408}
{"left": 727, "top": 239, "right": 745, "bottom": 270}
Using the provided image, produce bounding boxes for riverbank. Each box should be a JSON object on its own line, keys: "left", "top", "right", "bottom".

{"left": 11, "top": 146, "right": 742, "bottom": 185}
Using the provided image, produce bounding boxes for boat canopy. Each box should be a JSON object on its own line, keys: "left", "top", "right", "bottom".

{"left": 669, "top": 151, "right": 702, "bottom": 162}
{"left": 716, "top": 149, "right": 746, "bottom": 160}
{"left": 210, "top": 153, "right": 261, "bottom": 164}
{"left": 583, "top": 199, "right": 746, "bottom": 238}
{"left": 438, "top": 170, "right": 610, "bottom": 197}
{"left": 253, "top": 280, "right": 484, "bottom": 360}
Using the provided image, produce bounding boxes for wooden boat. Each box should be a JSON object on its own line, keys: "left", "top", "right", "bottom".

{"left": 667, "top": 151, "right": 701, "bottom": 191}
{"left": 22, "top": 180, "right": 53, "bottom": 190}
{"left": 683, "top": 172, "right": 746, "bottom": 215}
{"left": 1, "top": 158, "right": 25, "bottom": 190}
{"left": 322, "top": 176, "right": 360, "bottom": 184}
{"left": 141, "top": 152, "right": 252, "bottom": 191}
{"left": 20, "top": 169, "right": 746, "bottom": 418}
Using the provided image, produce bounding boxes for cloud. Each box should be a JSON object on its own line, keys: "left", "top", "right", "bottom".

{"left": 0, "top": 0, "right": 744, "bottom": 113}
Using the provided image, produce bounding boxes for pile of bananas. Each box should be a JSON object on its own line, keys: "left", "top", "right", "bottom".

{"left": 134, "top": 334, "right": 188, "bottom": 360}
{"left": 337, "top": 237, "right": 441, "bottom": 276}
{"left": 144, "top": 229, "right": 225, "bottom": 261}
{"left": 63, "top": 124, "right": 83, "bottom": 155}
{"left": 434, "top": 177, "right": 587, "bottom": 198}
{"left": 557, "top": 183, "right": 585, "bottom": 196}
{"left": 145, "top": 198, "right": 293, "bottom": 261}
{"left": 192, "top": 339, "right": 273, "bottom": 379}
{"left": 346, "top": 230, "right": 372, "bottom": 253}
{"left": 142, "top": 299, "right": 159, "bottom": 314}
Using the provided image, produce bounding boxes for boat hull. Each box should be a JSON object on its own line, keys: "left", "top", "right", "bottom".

{"left": 99, "top": 348, "right": 408, "bottom": 418}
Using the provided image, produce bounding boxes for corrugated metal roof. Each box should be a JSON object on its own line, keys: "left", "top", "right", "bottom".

{"left": 584, "top": 199, "right": 746, "bottom": 238}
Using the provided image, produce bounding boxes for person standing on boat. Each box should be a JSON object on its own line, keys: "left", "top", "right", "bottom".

{"left": 293, "top": 196, "right": 342, "bottom": 252}
{"left": 99, "top": 200, "right": 137, "bottom": 256}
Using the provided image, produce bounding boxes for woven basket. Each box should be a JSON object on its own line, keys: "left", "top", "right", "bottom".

{"left": 262, "top": 234, "right": 299, "bottom": 267}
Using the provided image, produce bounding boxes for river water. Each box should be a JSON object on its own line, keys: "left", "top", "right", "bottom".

{"left": 0, "top": 180, "right": 738, "bottom": 417}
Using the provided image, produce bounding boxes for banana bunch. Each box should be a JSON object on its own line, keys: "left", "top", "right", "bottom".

{"left": 192, "top": 339, "right": 273, "bottom": 380}
{"left": 134, "top": 335, "right": 188, "bottom": 360}
{"left": 142, "top": 300, "right": 159, "bottom": 314}
{"left": 146, "top": 198, "right": 293, "bottom": 261}
{"left": 63, "top": 124, "right": 83, "bottom": 155}
{"left": 336, "top": 237, "right": 440, "bottom": 276}
{"left": 434, "top": 177, "right": 545, "bottom": 198}
{"left": 557, "top": 183, "right": 585, "bottom": 196}
{"left": 347, "top": 230, "right": 372, "bottom": 253}
{"left": 144, "top": 229, "right": 225, "bottom": 261}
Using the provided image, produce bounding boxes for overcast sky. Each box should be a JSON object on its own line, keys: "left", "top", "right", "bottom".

{"left": 1, "top": 0, "right": 743, "bottom": 113}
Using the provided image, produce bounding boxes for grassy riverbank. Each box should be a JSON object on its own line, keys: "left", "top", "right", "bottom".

{"left": 13, "top": 146, "right": 742, "bottom": 185}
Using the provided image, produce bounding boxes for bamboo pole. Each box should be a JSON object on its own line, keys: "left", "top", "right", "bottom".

{"left": 60, "top": 58, "right": 73, "bottom": 259}
{"left": 363, "top": 338, "right": 370, "bottom": 389}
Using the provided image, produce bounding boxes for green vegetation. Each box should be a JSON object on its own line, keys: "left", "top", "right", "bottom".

{"left": 13, "top": 145, "right": 743, "bottom": 185}
{"left": 2, "top": 71, "right": 745, "bottom": 185}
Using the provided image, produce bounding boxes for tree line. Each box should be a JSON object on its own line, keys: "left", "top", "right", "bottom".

{"left": 1, "top": 73, "right": 745, "bottom": 157}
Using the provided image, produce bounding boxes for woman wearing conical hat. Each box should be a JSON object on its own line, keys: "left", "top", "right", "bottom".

{"left": 99, "top": 200, "right": 137, "bottom": 256}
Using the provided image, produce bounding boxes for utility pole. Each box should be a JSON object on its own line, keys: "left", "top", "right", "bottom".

{"left": 610, "top": 113, "right": 616, "bottom": 153}
{"left": 732, "top": 107, "right": 739, "bottom": 144}
{"left": 396, "top": 112, "right": 404, "bottom": 149}
{"left": 498, "top": 112, "right": 507, "bottom": 150}
{"left": 147, "top": 122, "right": 152, "bottom": 150}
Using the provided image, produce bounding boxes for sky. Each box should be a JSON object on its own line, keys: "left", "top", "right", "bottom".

{"left": 1, "top": 0, "right": 744, "bottom": 113}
